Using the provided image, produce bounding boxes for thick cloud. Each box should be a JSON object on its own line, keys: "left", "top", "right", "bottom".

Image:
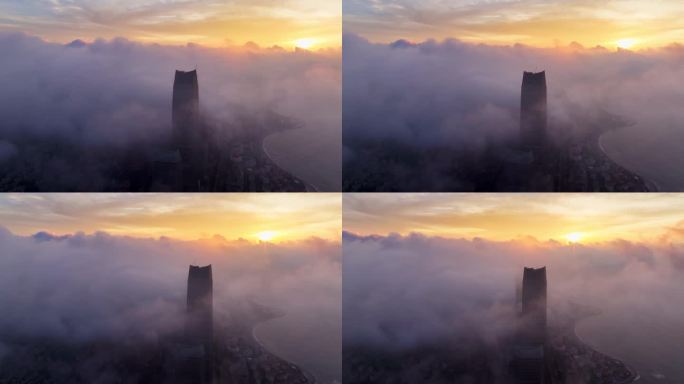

{"left": 0, "top": 32, "right": 340, "bottom": 190}
{"left": 343, "top": 34, "right": 684, "bottom": 189}
{"left": 343, "top": 231, "right": 684, "bottom": 351}
{"left": 0, "top": 227, "right": 340, "bottom": 351}
{"left": 0, "top": 32, "right": 339, "bottom": 145}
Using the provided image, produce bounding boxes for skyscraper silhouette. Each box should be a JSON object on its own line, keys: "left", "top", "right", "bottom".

{"left": 512, "top": 267, "right": 548, "bottom": 384}
{"left": 520, "top": 71, "right": 547, "bottom": 152}
{"left": 173, "top": 70, "right": 200, "bottom": 150}
{"left": 187, "top": 264, "right": 213, "bottom": 343}
{"left": 522, "top": 266, "right": 547, "bottom": 344}
{"left": 172, "top": 70, "right": 209, "bottom": 191}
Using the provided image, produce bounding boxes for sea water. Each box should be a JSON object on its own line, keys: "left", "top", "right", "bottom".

{"left": 263, "top": 126, "right": 341, "bottom": 192}
{"left": 600, "top": 123, "right": 684, "bottom": 191}
{"left": 254, "top": 312, "right": 342, "bottom": 384}
{"left": 576, "top": 306, "right": 684, "bottom": 383}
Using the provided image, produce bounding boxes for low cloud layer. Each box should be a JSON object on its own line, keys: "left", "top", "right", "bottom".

{"left": 0, "top": 32, "right": 339, "bottom": 146}
{"left": 0, "top": 227, "right": 340, "bottom": 351}
{"left": 344, "top": 0, "right": 684, "bottom": 47}
{"left": 0, "top": 0, "right": 341, "bottom": 48}
{"left": 343, "top": 231, "right": 684, "bottom": 351}
{"left": 343, "top": 34, "right": 684, "bottom": 189}
{"left": 0, "top": 32, "right": 340, "bottom": 190}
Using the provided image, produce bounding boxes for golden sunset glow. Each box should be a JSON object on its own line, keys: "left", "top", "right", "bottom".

{"left": 616, "top": 38, "right": 637, "bottom": 49}
{"left": 0, "top": 1, "right": 341, "bottom": 49}
{"left": 346, "top": 1, "right": 684, "bottom": 49}
{"left": 294, "top": 38, "right": 317, "bottom": 50}
{"left": 344, "top": 194, "right": 684, "bottom": 244}
{"left": 257, "top": 231, "right": 278, "bottom": 242}
{"left": 0, "top": 194, "right": 341, "bottom": 242}
{"left": 565, "top": 232, "right": 584, "bottom": 244}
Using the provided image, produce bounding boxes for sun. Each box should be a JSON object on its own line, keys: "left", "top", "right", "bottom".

{"left": 256, "top": 231, "right": 278, "bottom": 242}
{"left": 616, "top": 38, "right": 637, "bottom": 49}
{"left": 294, "top": 38, "right": 316, "bottom": 50}
{"left": 565, "top": 232, "right": 584, "bottom": 244}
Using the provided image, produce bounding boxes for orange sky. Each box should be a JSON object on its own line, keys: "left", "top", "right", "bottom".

{"left": 0, "top": 0, "right": 341, "bottom": 49}
{"left": 344, "top": 194, "right": 684, "bottom": 244}
{"left": 0, "top": 194, "right": 341, "bottom": 242}
{"left": 345, "top": 0, "right": 684, "bottom": 49}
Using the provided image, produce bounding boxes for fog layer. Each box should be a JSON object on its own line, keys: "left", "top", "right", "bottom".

{"left": 343, "top": 34, "right": 684, "bottom": 189}
{"left": 0, "top": 32, "right": 340, "bottom": 190}
{"left": 343, "top": 231, "right": 684, "bottom": 350}
{"left": 0, "top": 227, "right": 341, "bottom": 353}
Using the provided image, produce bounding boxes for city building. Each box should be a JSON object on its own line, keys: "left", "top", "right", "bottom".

{"left": 520, "top": 71, "right": 548, "bottom": 153}
{"left": 187, "top": 264, "right": 214, "bottom": 343}
{"left": 512, "top": 266, "right": 548, "bottom": 384}
{"left": 522, "top": 266, "right": 547, "bottom": 344}
{"left": 172, "top": 69, "right": 200, "bottom": 151}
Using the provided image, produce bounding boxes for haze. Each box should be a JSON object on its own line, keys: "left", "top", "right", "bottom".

{"left": 0, "top": 0, "right": 341, "bottom": 49}
{"left": 0, "top": 32, "right": 341, "bottom": 191}
{"left": 343, "top": 193, "right": 684, "bottom": 381}
{"left": 0, "top": 193, "right": 341, "bottom": 241}
{"left": 0, "top": 193, "right": 342, "bottom": 382}
{"left": 343, "top": 193, "right": 684, "bottom": 243}
{"left": 345, "top": 0, "right": 684, "bottom": 49}
{"left": 343, "top": 34, "right": 684, "bottom": 191}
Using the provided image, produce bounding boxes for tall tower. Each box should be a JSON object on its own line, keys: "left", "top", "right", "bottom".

{"left": 521, "top": 266, "right": 547, "bottom": 344}
{"left": 187, "top": 264, "right": 213, "bottom": 343}
{"left": 172, "top": 70, "right": 200, "bottom": 152}
{"left": 520, "top": 71, "right": 547, "bottom": 152}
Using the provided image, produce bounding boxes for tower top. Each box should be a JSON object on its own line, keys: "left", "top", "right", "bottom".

{"left": 522, "top": 71, "right": 546, "bottom": 85}
{"left": 188, "top": 264, "right": 212, "bottom": 280}
{"left": 175, "top": 69, "right": 197, "bottom": 76}
{"left": 174, "top": 70, "right": 198, "bottom": 85}
{"left": 523, "top": 266, "right": 547, "bottom": 286}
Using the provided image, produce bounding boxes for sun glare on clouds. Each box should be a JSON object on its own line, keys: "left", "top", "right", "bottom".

{"left": 564, "top": 232, "right": 584, "bottom": 244}
{"left": 616, "top": 38, "right": 637, "bottom": 49}
{"left": 257, "top": 231, "right": 278, "bottom": 242}
{"left": 294, "top": 38, "right": 317, "bottom": 49}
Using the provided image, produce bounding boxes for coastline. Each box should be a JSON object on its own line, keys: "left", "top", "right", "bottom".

{"left": 261, "top": 133, "right": 319, "bottom": 192}
{"left": 573, "top": 312, "right": 640, "bottom": 383}
{"left": 251, "top": 317, "right": 319, "bottom": 384}
{"left": 598, "top": 132, "right": 660, "bottom": 192}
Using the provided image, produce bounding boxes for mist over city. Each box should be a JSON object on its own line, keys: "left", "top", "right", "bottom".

{"left": 343, "top": 194, "right": 684, "bottom": 383}
{"left": 343, "top": 0, "right": 684, "bottom": 192}
{"left": 0, "top": 31, "right": 340, "bottom": 191}
{"left": 0, "top": 194, "right": 342, "bottom": 384}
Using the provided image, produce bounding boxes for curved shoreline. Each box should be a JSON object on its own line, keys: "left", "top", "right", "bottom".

{"left": 261, "top": 134, "right": 320, "bottom": 192}
{"left": 573, "top": 314, "right": 640, "bottom": 383}
{"left": 251, "top": 317, "right": 318, "bottom": 384}
{"left": 598, "top": 132, "right": 660, "bottom": 192}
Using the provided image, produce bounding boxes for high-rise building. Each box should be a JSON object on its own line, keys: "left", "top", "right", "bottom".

{"left": 172, "top": 70, "right": 210, "bottom": 191}
{"left": 166, "top": 265, "right": 214, "bottom": 384}
{"left": 521, "top": 266, "right": 547, "bottom": 344}
{"left": 187, "top": 264, "right": 213, "bottom": 343}
{"left": 512, "top": 267, "right": 548, "bottom": 384}
{"left": 520, "top": 71, "right": 547, "bottom": 152}
{"left": 172, "top": 70, "right": 200, "bottom": 149}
